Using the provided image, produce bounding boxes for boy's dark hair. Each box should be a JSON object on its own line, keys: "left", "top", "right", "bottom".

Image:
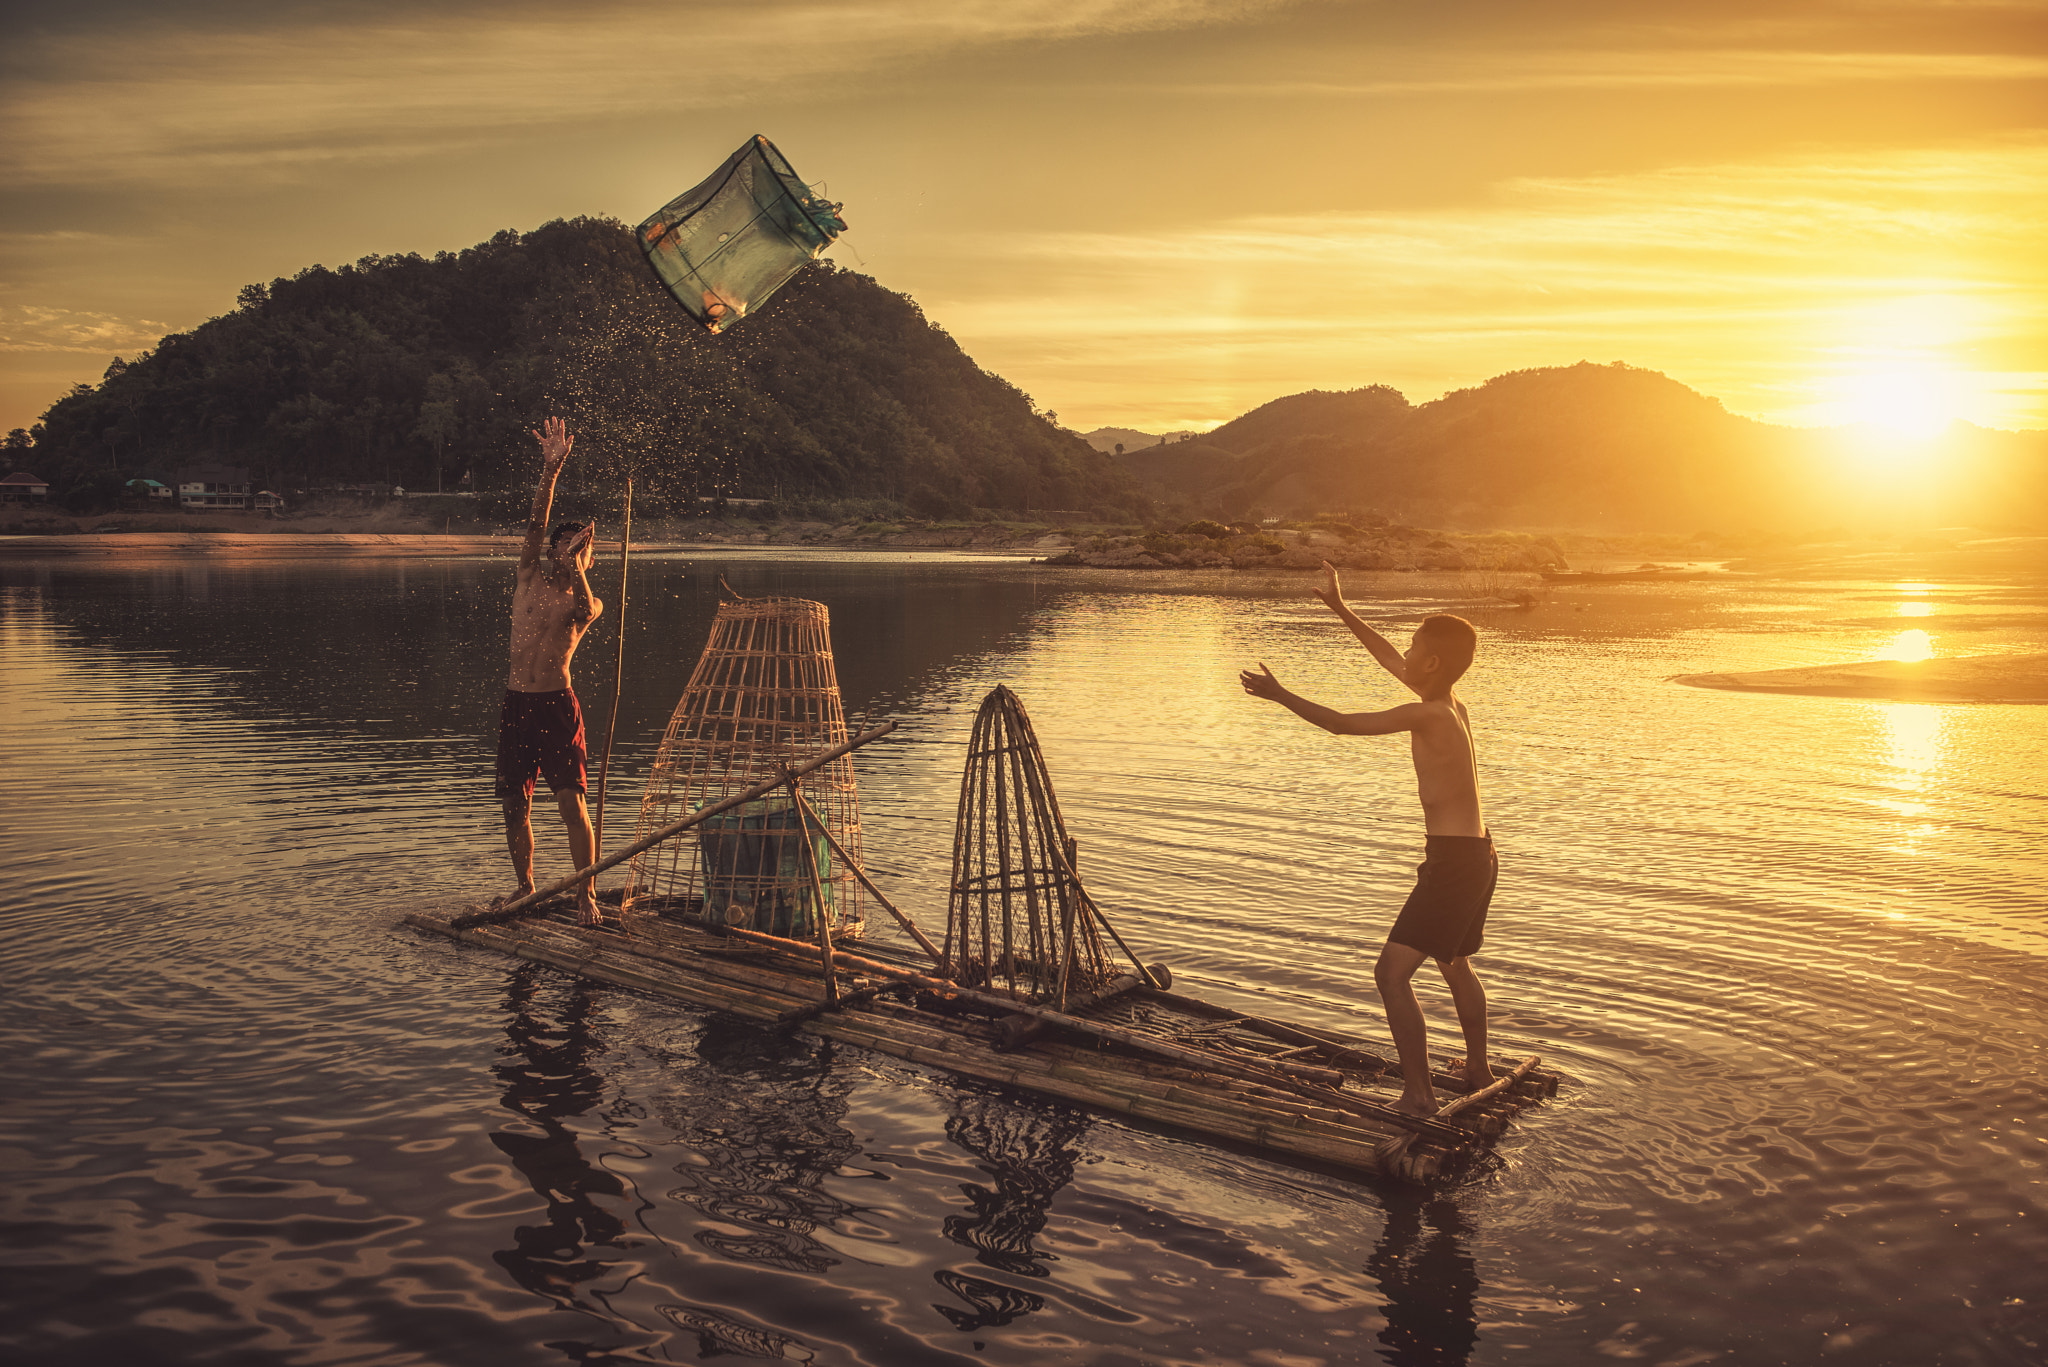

{"left": 1414, "top": 613, "right": 1478, "bottom": 687}
{"left": 548, "top": 520, "right": 589, "bottom": 552}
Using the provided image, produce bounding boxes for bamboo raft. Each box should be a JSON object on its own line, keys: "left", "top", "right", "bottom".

{"left": 403, "top": 893, "right": 1555, "bottom": 1183}
{"left": 409, "top": 599, "right": 1558, "bottom": 1184}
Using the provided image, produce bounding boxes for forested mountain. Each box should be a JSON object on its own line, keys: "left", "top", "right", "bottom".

{"left": 22, "top": 218, "right": 1144, "bottom": 519}
{"left": 1124, "top": 365, "right": 2048, "bottom": 532}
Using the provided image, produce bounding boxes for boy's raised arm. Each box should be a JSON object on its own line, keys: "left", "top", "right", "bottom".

{"left": 521, "top": 417, "right": 574, "bottom": 569}
{"left": 1239, "top": 663, "right": 1425, "bottom": 736}
{"left": 1315, "top": 561, "right": 1411, "bottom": 690}
{"left": 562, "top": 528, "right": 602, "bottom": 627}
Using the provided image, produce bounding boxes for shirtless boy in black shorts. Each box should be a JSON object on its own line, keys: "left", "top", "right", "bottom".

{"left": 1240, "top": 561, "right": 1493, "bottom": 1117}
{"left": 494, "top": 417, "right": 604, "bottom": 925}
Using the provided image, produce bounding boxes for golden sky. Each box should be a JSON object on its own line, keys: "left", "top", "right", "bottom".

{"left": 2, "top": 0, "right": 2043, "bottom": 436}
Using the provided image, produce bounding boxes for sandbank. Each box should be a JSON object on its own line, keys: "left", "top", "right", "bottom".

{"left": 1672, "top": 654, "right": 2048, "bottom": 704}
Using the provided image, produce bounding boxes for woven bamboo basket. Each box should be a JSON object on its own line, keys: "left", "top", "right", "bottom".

{"left": 946, "top": 685, "right": 1116, "bottom": 1005}
{"left": 624, "top": 594, "right": 864, "bottom": 937}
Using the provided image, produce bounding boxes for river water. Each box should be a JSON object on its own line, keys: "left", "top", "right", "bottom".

{"left": 2, "top": 547, "right": 2045, "bottom": 1367}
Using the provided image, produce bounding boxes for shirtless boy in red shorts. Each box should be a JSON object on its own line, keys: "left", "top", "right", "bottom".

{"left": 494, "top": 417, "right": 605, "bottom": 925}
{"left": 1239, "top": 561, "right": 1494, "bottom": 1117}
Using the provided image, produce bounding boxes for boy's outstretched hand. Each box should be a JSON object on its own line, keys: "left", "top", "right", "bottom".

{"left": 1314, "top": 559, "right": 1345, "bottom": 613}
{"left": 532, "top": 416, "right": 574, "bottom": 469}
{"left": 1240, "top": 662, "right": 1287, "bottom": 701}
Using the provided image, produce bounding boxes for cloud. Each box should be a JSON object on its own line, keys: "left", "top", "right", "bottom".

{"left": 0, "top": 305, "right": 176, "bottom": 355}
{"left": 0, "top": 0, "right": 1288, "bottom": 185}
{"left": 1138, "top": 48, "right": 2048, "bottom": 97}
{"left": 925, "top": 138, "right": 2048, "bottom": 429}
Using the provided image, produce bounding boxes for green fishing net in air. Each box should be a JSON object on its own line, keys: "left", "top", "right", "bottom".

{"left": 636, "top": 135, "right": 846, "bottom": 335}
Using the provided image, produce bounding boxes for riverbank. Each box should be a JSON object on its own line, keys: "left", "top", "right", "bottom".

{"left": 6, "top": 512, "right": 2038, "bottom": 584}
{"left": 0, "top": 524, "right": 1073, "bottom": 559}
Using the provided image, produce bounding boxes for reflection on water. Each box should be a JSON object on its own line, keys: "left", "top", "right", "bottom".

{"left": 659, "top": 1019, "right": 863, "bottom": 1275}
{"left": 936, "top": 1093, "right": 1091, "bottom": 1329}
{"left": 1879, "top": 627, "right": 1935, "bottom": 661}
{"left": 1368, "top": 1189, "right": 1479, "bottom": 1367}
{"left": 3, "top": 553, "right": 2047, "bottom": 1366}
{"left": 1880, "top": 702, "right": 1949, "bottom": 777}
{"left": 491, "top": 967, "right": 632, "bottom": 1307}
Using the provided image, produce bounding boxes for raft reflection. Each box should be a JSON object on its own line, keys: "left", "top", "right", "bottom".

{"left": 655, "top": 1017, "right": 864, "bottom": 1274}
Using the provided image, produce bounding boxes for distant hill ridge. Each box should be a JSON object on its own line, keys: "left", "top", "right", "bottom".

{"left": 1111, "top": 366, "right": 2046, "bottom": 531}
{"left": 1081, "top": 426, "right": 1196, "bottom": 453}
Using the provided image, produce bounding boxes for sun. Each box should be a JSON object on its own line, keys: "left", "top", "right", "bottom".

{"left": 1835, "top": 362, "right": 1961, "bottom": 441}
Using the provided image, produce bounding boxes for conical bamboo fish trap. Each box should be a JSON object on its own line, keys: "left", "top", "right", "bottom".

{"left": 624, "top": 593, "right": 864, "bottom": 937}
{"left": 947, "top": 686, "right": 1122, "bottom": 1006}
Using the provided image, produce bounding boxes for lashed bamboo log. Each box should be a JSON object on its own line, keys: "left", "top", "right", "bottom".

{"left": 1371, "top": 1054, "right": 1541, "bottom": 1170}
{"left": 997, "top": 973, "right": 1147, "bottom": 1050}
{"left": 776, "top": 981, "right": 897, "bottom": 1026}
{"left": 699, "top": 920, "right": 1469, "bottom": 1146}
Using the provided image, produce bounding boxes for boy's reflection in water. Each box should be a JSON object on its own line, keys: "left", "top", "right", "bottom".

{"left": 1368, "top": 1187, "right": 1480, "bottom": 1366}
{"left": 933, "top": 1093, "right": 1090, "bottom": 1331}
{"left": 490, "top": 967, "right": 632, "bottom": 1304}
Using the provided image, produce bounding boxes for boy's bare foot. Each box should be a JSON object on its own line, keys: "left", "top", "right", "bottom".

{"left": 488, "top": 883, "right": 535, "bottom": 912}
{"left": 1392, "top": 1091, "right": 1440, "bottom": 1119}
{"left": 1462, "top": 1062, "right": 1496, "bottom": 1092}
{"left": 576, "top": 895, "right": 603, "bottom": 929}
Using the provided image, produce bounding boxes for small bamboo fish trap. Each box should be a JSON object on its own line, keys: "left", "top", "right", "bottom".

{"left": 624, "top": 592, "right": 864, "bottom": 938}
{"left": 947, "top": 685, "right": 1139, "bottom": 1008}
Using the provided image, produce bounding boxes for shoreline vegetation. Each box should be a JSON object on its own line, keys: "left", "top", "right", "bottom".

{"left": 0, "top": 515, "right": 1566, "bottom": 571}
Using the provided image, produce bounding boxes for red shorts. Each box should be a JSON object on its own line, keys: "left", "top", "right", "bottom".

{"left": 495, "top": 688, "right": 587, "bottom": 803}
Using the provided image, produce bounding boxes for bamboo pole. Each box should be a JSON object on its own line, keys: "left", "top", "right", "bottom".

{"left": 1371, "top": 1054, "right": 1541, "bottom": 1170}
{"left": 791, "top": 777, "right": 840, "bottom": 1002}
{"left": 782, "top": 784, "right": 945, "bottom": 963}
{"left": 453, "top": 722, "right": 896, "bottom": 928}
{"left": 593, "top": 477, "right": 631, "bottom": 856}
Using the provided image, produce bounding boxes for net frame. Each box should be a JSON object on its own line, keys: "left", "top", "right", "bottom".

{"left": 945, "top": 685, "right": 1116, "bottom": 1007}
{"left": 624, "top": 594, "right": 864, "bottom": 935}
{"left": 636, "top": 134, "right": 846, "bottom": 335}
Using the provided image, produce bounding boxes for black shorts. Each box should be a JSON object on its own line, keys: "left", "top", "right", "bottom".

{"left": 1388, "top": 834, "right": 1496, "bottom": 961}
{"left": 495, "top": 688, "right": 587, "bottom": 803}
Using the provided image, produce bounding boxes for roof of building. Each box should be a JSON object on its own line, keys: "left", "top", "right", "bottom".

{"left": 2, "top": 471, "right": 48, "bottom": 485}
